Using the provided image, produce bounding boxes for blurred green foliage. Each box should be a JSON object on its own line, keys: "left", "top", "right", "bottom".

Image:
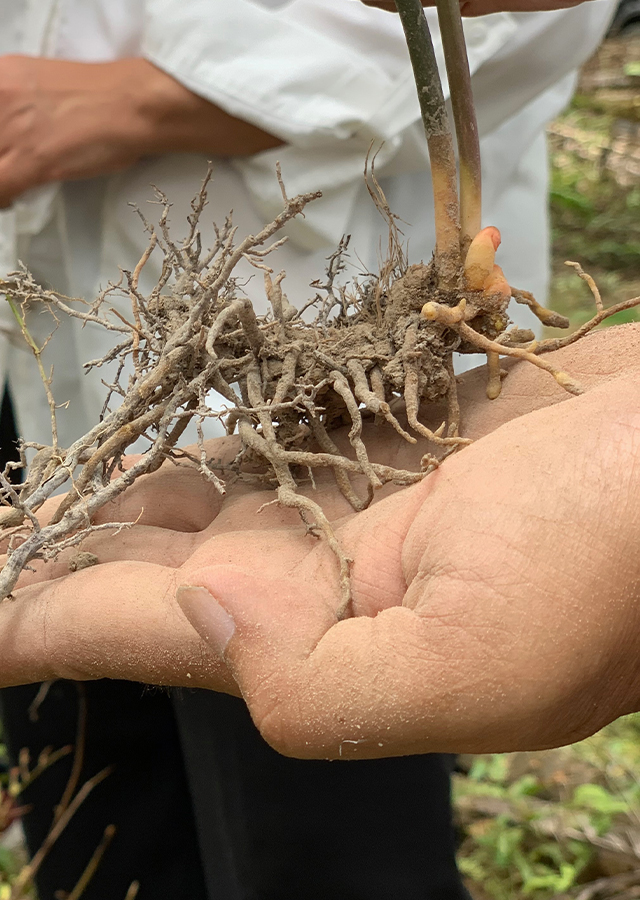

{"left": 457, "top": 715, "right": 640, "bottom": 899}
{"left": 548, "top": 104, "right": 640, "bottom": 325}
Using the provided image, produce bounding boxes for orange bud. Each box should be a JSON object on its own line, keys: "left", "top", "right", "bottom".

{"left": 464, "top": 226, "right": 502, "bottom": 291}
{"left": 483, "top": 264, "right": 511, "bottom": 301}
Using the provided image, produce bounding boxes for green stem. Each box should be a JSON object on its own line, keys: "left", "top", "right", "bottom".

{"left": 435, "top": 0, "right": 482, "bottom": 256}
{"left": 7, "top": 295, "right": 59, "bottom": 449}
{"left": 394, "top": 0, "right": 461, "bottom": 285}
{"left": 7, "top": 295, "right": 39, "bottom": 355}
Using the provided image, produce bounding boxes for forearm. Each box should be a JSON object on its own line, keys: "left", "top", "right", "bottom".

{"left": 46, "top": 56, "right": 283, "bottom": 161}
{"left": 120, "top": 58, "right": 284, "bottom": 158}
{"left": 0, "top": 55, "right": 283, "bottom": 206}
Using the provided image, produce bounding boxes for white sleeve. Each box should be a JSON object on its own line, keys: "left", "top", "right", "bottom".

{"left": 143, "top": 0, "right": 514, "bottom": 148}
{"left": 142, "top": 0, "right": 515, "bottom": 249}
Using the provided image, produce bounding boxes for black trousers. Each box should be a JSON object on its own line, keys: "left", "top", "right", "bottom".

{"left": 1, "top": 681, "right": 208, "bottom": 899}
{"left": 0, "top": 392, "right": 470, "bottom": 900}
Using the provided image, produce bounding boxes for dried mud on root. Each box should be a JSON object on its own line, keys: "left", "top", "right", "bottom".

{"left": 1, "top": 169, "right": 639, "bottom": 616}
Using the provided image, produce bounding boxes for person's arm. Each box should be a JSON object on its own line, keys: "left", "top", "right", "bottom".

{"left": 0, "top": 55, "right": 282, "bottom": 208}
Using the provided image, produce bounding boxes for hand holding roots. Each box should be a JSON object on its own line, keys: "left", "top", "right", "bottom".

{"left": 1, "top": 171, "right": 639, "bottom": 615}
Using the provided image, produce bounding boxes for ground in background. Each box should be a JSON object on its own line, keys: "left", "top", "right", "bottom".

{"left": 548, "top": 35, "right": 640, "bottom": 327}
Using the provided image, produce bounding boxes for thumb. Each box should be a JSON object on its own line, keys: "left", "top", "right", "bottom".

{"left": 176, "top": 564, "right": 444, "bottom": 760}
{"left": 176, "top": 563, "right": 340, "bottom": 694}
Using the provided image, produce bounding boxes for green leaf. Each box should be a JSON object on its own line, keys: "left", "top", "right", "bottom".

{"left": 550, "top": 188, "right": 594, "bottom": 215}
{"left": 457, "top": 856, "right": 488, "bottom": 882}
{"left": 495, "top": 824, "right": 524, "bottom": 868}
{"left": 521, "top": 863, "right": 578, "bottom": 894}
{"left": 508, "top": 774, "right": 541, "bottom": 798}
{"left": 467, "top": 754, "right": 510, "bottom": 785}
{"left": 572, "top": 783, "right": 628, "bottom": 815}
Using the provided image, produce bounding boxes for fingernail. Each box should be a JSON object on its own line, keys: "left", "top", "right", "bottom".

{"left": 177, "top": 584, "right": 236, "bottom": 658}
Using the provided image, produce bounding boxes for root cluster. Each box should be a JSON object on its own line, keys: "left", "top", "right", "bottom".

{"left": 1, "top": 170, "right": 639, "bottom": 612}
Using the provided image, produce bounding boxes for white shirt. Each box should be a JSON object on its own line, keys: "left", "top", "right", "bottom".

{"left": 0, "top": 0, "right": 615, "bottom": 448}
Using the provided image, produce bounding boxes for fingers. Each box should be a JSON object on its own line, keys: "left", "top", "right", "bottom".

{"left": 0, "top": 514, "right": 337, "bottom": 689}
{"left": 89, "top": 461, "right": 227, "bottom": 531}
{"left": 93, "top": 435, "right": 241, "bottom": 529}
{"left": 0, "top": 445, "right": 232, "bottom": 567}
{"left": 0, "top": 560, "right": 236, "bottom": 692}
{"left": 0, "top": 149, "right": 45, "bottom": 208}
{"left": 9, "top": 525, "right": 201, "bottom": 589}
{"left": 0, "top": 454, "right": 227, "bottom": 549}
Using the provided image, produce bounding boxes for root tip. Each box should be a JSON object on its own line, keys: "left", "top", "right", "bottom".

{"left": 554, "top": 371, "right": 584, "bottom": 395}
{"left": 421, "top": 302, "right": 437, "bottom": 321}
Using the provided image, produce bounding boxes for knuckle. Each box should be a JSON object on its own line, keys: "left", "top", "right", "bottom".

{"left": 257, "top": 701, "right": 304, "bottom": 757}
{"left": 249, "top": 673, "right": 307, "bottom": 754}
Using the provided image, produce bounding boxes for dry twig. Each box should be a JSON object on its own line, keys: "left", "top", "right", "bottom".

{"left": 1, "top": 171, "right": 638, "bottom": 611}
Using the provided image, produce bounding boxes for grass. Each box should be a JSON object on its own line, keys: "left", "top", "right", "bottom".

{"left": 549, "top": 124, "right": 640, "bottom": 327}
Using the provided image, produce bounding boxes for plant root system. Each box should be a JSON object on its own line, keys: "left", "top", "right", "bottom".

{"left": 1, "top": 171, "right": 639, "bottom": 614}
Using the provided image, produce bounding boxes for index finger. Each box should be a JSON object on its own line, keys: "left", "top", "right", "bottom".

{"left": 0, "top": 559, "right": 236, "bottom": 691}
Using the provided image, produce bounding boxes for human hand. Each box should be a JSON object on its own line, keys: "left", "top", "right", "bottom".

{"left": 363, "top": 0, "right": 585, "bottom": 17}
{"left": 1, "top": 325, "right": 638, "bottom": 757}
{"left": 0, "top": 55, "right": 281, "bottom": 207}
{"left": 176, "top": 325, "right": 640, "bottom": 758}
{"left": 0, "top": 56, "right": 150, "bottom": 207}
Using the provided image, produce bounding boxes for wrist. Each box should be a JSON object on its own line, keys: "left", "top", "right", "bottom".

{"left": 87, "top": 58, "right": 178, "bottom": 161}
{"left": 18, "top": 56, "right": 159, "bottom": 183}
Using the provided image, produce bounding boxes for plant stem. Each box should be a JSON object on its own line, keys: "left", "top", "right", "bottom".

{"left": 435, "top": 0, "right": 482, "bottom": 256}
{"left": 394, "top": 0, "right": 461, "bottom": 285}
{"left": 7, "top": 295, "right": 59, "bottom": 450}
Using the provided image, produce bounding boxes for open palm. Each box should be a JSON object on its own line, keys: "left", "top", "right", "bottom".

{"left": 1, "top": 326, "right": 639, "bottom": 757}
